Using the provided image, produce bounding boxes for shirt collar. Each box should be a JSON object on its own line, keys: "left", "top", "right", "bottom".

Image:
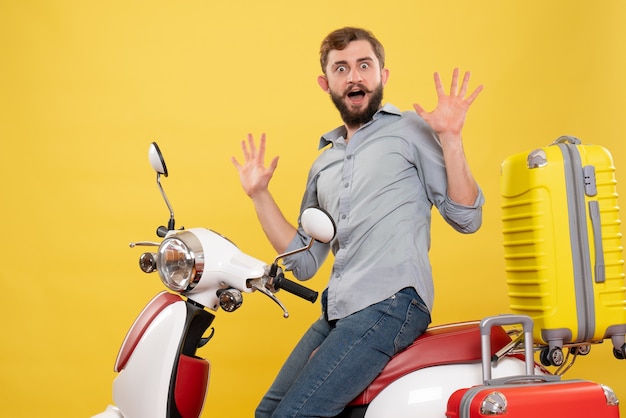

{"left": 318, "top": 103, "right": 402, "bottom": 149}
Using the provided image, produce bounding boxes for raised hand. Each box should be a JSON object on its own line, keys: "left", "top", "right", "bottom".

{"left": 231, "top": 133, "right": 279, "bottom": 198}
{"left": 413, "top": 68, "right": 483, "bottom": 137}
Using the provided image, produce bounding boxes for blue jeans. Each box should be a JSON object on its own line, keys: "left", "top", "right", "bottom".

{"left": 255, "top": 287, "right": 431, "bottom": 418}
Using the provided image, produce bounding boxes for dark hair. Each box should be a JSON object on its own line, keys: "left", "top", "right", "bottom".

{"left": 319, "top": 27, "right": 385, "bottom": 74}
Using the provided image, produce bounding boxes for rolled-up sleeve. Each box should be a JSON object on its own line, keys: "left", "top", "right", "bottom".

{"left": 439, "top": 190, "right": 484, "bottom": 233}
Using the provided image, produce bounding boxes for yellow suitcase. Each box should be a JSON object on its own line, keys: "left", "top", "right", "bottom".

{"left": 500, "top": 136, "right": 626, "bottom": 366}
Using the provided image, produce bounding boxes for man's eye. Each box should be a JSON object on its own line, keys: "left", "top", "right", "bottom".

{"left": 337, "top": 66, "right": 347, "bottom": 72}
{"left": 360, "top": 63, "right": 369, "bottom": 69}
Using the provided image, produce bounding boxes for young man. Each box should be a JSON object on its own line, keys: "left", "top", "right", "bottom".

{"left": 232, "top": 27, "right": 484, "bottom": 418}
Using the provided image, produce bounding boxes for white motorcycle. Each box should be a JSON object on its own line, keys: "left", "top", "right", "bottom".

{"left": 94, "top": 143, "right": 616, "bottom": 418}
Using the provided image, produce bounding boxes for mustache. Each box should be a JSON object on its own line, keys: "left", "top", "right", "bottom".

{"left": 343, "top": 84, "right": 371, "bottom": 96}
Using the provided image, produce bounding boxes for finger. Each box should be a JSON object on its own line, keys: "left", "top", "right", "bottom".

{"left": 449, "top": 68, "right": 459, "bottom": 96}
{"left": 257, "top": 133, "right": 267, "bottom": 161}
{"left": 231, "top": 156, "right": 242, "bottom": 169}
{"left": 240, "top": 139, "right": 250, "bottom": 161}
{"left": 412, "top": 103, "right": 426, "bottom": 117}
{"left": 458, "top": 71, "right": 471, "bottom": 98}
{"left": 268, "top": 155, "right": 279, "bottom": 172}
{"left": 247, "top": 133, "right": 257, "bottom": 158}
{"left": 465, "top": 84, "right": 484, "bottom": 105}
{"left": 433, "top": 72, "right": 445, "bottom": 96}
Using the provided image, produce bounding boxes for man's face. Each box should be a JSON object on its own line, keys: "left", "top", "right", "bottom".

{"left": 318, "top": 39, "right": 389, "bottom": 127}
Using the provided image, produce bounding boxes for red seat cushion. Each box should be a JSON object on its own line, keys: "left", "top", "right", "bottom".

{"left": 349, "top": 321, "right": 512, "bottom": 405}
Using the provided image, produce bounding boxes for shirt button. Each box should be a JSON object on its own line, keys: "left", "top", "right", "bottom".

{"left": 347, "top": 155, "right": 352, "bottom": 160}
{"left": 344, "top": 183, "right": 349, "bottom": 188}
{"left": 341, "top": 214, "right": 346, "bottom": 219}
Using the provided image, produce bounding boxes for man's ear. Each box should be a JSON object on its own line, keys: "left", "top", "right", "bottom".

{"left": 317, "top": 75, "right": 329, "bottom": 92}
{"left": 381, "top": 68, "right": 390, "bottom": 86}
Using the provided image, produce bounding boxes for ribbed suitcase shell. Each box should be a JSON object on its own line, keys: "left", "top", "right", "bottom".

{"left": 500, "top": 137, "right": 626, "bottom": 349}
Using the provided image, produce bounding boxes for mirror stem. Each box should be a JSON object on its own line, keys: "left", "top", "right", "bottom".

{"left": 272, "top": 238, "right": 314, "bottom": 266}
{"left": 156, "top": 172, "right": 176, "bottom": 230}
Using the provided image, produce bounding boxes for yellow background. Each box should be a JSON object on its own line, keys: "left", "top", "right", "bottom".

{"left": 1, "top": 1, "right": 625, "bottom": 416}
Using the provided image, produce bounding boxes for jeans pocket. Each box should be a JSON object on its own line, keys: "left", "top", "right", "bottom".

{"left": 393, "top": 295, "right": 431, "bottom": 353}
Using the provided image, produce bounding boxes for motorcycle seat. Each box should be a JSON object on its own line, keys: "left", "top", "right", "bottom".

{"left": 348, "top": 321, "right": 512, "bottom": 405}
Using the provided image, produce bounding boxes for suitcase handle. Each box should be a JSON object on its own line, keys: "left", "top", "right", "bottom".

{"left": 552, "top": 135, "right": 581, "bottom": 145}
{"left": 486, "top": 374, "right": 561, "bottom": 386}
{"left": 589, "top": 201, "right": 606, "bottom": 283}
{"left": 480, "top": 315, "right": 535, "bottom": 381}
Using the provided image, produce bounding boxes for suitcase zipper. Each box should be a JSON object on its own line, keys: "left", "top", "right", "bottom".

{"left": 556, "top": 142, "right": 596, "bottom": 342}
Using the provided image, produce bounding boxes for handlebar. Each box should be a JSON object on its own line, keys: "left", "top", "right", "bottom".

{"left": 274, "top": 274, "right": 319, "bottom": 303}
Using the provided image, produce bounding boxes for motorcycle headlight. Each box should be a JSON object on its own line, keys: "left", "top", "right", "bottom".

{"left": 157, "top": 231, "right": 204, "bottom": 292}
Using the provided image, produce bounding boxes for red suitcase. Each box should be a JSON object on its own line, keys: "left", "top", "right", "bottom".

{"left": 446, "top": 315, "right": 620, "bottom": 417}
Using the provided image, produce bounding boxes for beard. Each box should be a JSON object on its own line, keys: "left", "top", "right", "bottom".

{"left": 329, "top": 83, "right": 384, "bottom": 128}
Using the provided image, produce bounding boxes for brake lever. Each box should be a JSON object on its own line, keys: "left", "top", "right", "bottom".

{"left": 249, "top": 277, "right": 289, "bottom": 319}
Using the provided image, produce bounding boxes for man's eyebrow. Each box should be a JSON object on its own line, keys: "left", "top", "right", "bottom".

{"left": 331, "top": 57, "right": 375, "bottom": 67}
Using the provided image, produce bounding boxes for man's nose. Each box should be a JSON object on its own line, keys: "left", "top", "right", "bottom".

{"left": 347, "top": 68, "right": 363, "bottom": 83}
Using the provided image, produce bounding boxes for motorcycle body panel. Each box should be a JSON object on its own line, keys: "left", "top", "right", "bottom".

{"left": 96, "top": 291, "right": 213, "bottom": 418}
{"left": 113, "top": 298, "right": 188, "bottom": 417}
{"left": 363, "top": 359, "right": 539, "bottom": 417}
{"left": 115, "top": 291, "right": 182, "bottom": 372}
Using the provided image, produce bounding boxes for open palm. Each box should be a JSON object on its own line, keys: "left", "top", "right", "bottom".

{"left": 231, "top": 133, "right": 279, "bottom": 198}
{"left": 413, "top": 68, "right": 483, "bottom": 136}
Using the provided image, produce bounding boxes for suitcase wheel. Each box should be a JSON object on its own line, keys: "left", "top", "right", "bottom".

{"left": 540, "top": 346, "right": 564, "bottom": 367}
{"left": 612, "top": 343, "right": 626, "bottom": 360}
{"left": 569, "top": 345, "right": 591, "bottom": 356}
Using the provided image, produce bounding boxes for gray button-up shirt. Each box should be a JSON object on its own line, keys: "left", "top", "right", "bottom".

{"left": 283, "top": 103, "right": 484, "bottom": 320}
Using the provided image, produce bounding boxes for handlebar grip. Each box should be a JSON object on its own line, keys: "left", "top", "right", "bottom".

{"left": 275, "top": 276, "right": 318, "bottom": 303}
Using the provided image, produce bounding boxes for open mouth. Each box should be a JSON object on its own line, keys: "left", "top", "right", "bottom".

{"left": 347, "top": 90, "right": 366, "bottom": 101}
